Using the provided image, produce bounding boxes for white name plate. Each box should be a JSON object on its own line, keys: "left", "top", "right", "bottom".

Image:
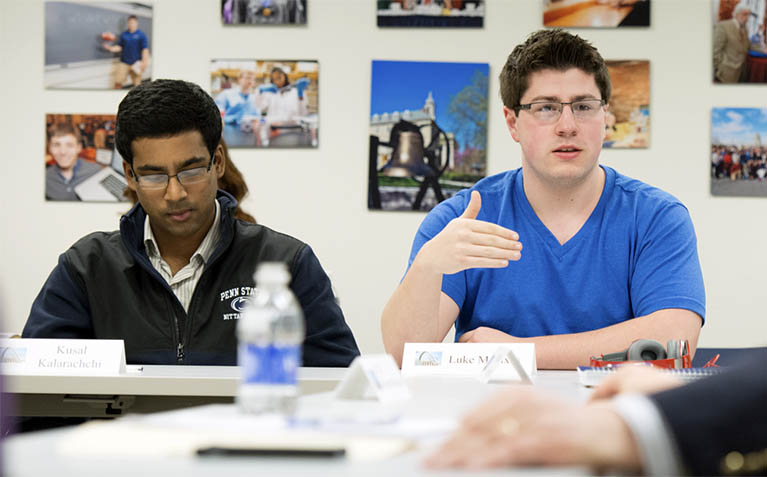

{"left": 401, "top": 343, "right": 536, "bottom": 381}
{"left": 335, "top": 354, "right": 411, "bottom": 403}
{"left": 0, "top": 338, "right": 127, "bottom": 376}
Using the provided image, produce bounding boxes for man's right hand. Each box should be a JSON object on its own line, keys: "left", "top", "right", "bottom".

{"left": 416, "top": 190, "right": 522, "bottom": 275}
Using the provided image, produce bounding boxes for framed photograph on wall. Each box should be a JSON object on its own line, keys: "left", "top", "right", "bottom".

{"left": 222, "top": 0, "right": 307, "bottom": 25}
{"left": 44, "top": 2, "right": 153, "bottom": 90}
{"left": 711, "top": 108, "right": 767, "bottom": 197}
{"left": 377, "top": 0, "right": 484, "bottom": 27}
{"left": 713, "top": 0, "right": 767, "bottom": 84}
{"left": 543, "top": 0, "right": 650, "bottom": 28}
{"left": 603, "top": 60, "right": 649, "bottom": 149}
{"left": 211, "top": 59, "right": 318, "bottom": 148}
{"left": 45, "top": 114, "right": 128, "bottom": 202}
{"left": 368, "top": 60, "right": 489, "bottom": 211}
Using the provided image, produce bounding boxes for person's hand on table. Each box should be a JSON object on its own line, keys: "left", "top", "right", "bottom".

{"left": 424, "top": 387, "right": 642, "bottom": 472}
{"left": 415, "top": 190, "right": 522, "bottom": 276}
{"left": 458, "top": 326, "right": 518, "bottom": 343}
{"left": 589, "top": 365, "right": 683, "bottom": 402}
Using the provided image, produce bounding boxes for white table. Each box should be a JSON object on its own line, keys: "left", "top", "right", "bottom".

{"left": 2, "top": 366, "right": 345, "bottom": 417}
{"left": 2, "top": 371, "right": 592, "bottom": 477}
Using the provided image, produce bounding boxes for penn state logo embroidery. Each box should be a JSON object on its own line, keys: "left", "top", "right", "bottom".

{"left": 230, "top": 296, "right": 250, "bottom": 312}
{"left": 220, "top": 286, "right": 257, "bottom": 320}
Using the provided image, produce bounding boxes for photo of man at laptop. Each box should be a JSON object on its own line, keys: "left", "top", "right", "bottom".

{"left": 45, "top": 118, "right": 128, "bottom": 202}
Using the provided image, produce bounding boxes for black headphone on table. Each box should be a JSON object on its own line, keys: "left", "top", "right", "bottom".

{"left": 601, "top": 339, "right": 686, "bottom": 362}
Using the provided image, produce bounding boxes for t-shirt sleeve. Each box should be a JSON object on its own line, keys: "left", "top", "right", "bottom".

{"left": 22, "top": 253, "right": 95, "bottom": 339}
{"left": 405, "top": 194, "right": 469, "bottom": 310}
{"left": 140, "top": 32, "right": 148, "bottom": 50}
{"left": 631, "top": 203, "right": 706, "bottom": 323}
{"left": 290, "top": 245, "right": 360, "bottom": 367}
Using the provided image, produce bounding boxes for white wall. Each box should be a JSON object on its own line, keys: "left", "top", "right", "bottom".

{"left": 1, "top": 0, "right": 765, "bottom": 352}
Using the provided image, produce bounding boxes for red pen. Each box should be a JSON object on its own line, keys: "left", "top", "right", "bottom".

{"left": 703, "top": 354, "right": 720, "bottom": 367}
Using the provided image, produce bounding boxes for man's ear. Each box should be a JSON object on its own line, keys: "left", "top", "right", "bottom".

{"left": 503, "top": 106, "right": 521, "bottom": 143}
{"left": 122, "top": 161, "right": 138, "bottom": 191}
{"left": 214, "top": 144, "right": 226, "bottom": 179}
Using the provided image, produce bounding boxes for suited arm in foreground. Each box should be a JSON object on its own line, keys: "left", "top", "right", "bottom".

{"left": 427, "top": 362, "right": 767, "bottom": 476}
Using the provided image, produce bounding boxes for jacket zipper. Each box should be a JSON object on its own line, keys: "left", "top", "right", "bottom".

{"left": 173, "top": 313, "right": 184, "bottom": 364}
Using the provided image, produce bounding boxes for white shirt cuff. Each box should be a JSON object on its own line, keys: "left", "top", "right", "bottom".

{"left": 613, "top": 393, "right": 686, "bottom": 477}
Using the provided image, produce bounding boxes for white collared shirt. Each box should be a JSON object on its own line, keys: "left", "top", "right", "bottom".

{"left": 144, "top": 200, "right": 221, "bottom": 313}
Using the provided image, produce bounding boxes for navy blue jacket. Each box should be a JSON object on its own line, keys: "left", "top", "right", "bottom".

{"left": 650, "top": 359, "right": 767, "bottom": 476}
{"left": 23, "top": 192, "right": 360, "bottom": 366}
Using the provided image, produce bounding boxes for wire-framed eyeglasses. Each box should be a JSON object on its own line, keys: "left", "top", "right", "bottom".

{"left": 516, "top": 99, "right": 605, "bottom": 123}
{"left": 131, "top": 156, "right": 215, "bottom": 191}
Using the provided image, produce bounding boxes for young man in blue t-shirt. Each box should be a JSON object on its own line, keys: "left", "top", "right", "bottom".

{"left": 103, "top": 15, "right": 150, "bottom": 89}
{"left": 381, "top": 29, "right": 705, "bottom": 369}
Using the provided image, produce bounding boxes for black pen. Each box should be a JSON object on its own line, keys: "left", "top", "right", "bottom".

{"left": 196, "top": 447, "right": 346, "bottom": 458}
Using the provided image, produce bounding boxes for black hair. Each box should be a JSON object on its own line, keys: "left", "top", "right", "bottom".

{"left": 270, "top": 67, "right": 290, "bottom": 87}
{"left": 115, "top": 79, "right": 222, "bottom": 165}
{"left": 128, "top": 15, "right": 138, "bottom": 20}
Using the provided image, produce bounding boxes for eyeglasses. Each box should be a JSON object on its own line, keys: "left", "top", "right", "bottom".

{"left": 132, "top": 157, "right": 215, "bottom": 191}
{"left": 516, "top": 99, "right": 605, "bottom": 123}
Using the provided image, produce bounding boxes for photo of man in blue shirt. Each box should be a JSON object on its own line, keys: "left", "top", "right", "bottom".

{"left": 103, "top": 15, "right": 150, "bottom": 89}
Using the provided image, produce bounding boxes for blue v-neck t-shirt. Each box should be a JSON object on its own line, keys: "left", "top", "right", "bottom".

{"left": 406, "top": 166, "right": 705, "bottom": 340}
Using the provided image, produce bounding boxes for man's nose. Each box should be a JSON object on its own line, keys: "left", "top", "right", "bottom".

{"left": 164, "top": 176, "right": 187, "bottom": 201}
{"left": 554, "top": 104, "right": 578, "bottom": 135}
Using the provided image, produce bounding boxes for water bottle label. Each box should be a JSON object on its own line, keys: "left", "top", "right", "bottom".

{"left": 272, "top": 344, "right": 300, "bottom": 384}
{"left": 239, "top": 343, "right": 300, "bottom": 385}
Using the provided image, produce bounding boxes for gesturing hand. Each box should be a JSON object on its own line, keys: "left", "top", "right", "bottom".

{"left": 417, "top": 190, "right": 522, "bottom": 275}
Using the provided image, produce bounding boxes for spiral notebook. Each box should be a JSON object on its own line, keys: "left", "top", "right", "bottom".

{"left": 577, "top": 366, "right": 724, "bottom": 387}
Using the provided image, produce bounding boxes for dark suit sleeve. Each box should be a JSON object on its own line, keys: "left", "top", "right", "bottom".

{"left": 290, "top": 246, "right": 360, "bottom": 367}
{"left": 21, "top": 253, "right": 94, "bottom": 339}
{"left": 649, "top": 361, "right": 767, "bottom": 476}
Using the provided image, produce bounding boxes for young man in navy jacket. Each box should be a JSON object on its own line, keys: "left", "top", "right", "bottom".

{"left": 24, "top": 79, "right": 359, "bottom": 366}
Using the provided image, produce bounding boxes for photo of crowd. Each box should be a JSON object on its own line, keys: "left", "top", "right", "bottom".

{"left": 45, "top": 114, "right": 128, "bottom": 202}
{"left": 713, "top": 0, "right": 767, "bottom": 84}
{"left": 711, "top": 107, "right": 767, "bottom": 197}
{"left": 221, "top": 0, "right": 307, "bottom": 25}
{"left": 377, "top": 0, "right": 484, "bottom": 28}
{"left": 211, "top": 60, "right": 319, "bottom": 148}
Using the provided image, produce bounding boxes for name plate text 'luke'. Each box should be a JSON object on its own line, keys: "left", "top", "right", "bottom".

{"left": 401, "top": 343, "right": 536, "bottom": 381}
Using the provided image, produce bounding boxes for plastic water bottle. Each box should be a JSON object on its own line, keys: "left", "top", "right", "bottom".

{"left": 258, "top": 118, "right": 270, "bottom": 147}
{"left": 237, "top": 262, "right": 304, "bottom": 415}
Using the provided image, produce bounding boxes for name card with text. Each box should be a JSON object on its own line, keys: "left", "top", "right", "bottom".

{"left": 401, "top": 343, "right": 536, "bottom": 381}
{"left": 0, "top": 339, "right": 127, "bottom": 376}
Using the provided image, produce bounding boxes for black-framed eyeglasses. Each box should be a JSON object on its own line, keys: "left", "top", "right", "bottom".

{"left": 131, "top": 156, "right": 215, "bottom": 191}
{"left": 516, "top": 99, "right": 605, "bottom": 123}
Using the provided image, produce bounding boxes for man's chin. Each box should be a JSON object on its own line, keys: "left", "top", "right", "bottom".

{"left": 545, "top": 163, "right": 599, "bottom": 186}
